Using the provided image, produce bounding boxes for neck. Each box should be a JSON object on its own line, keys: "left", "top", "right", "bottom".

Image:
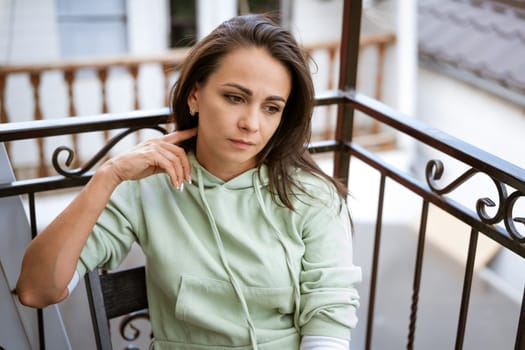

{"left": 195, "top": 150, "right": 256, "bottom": 182}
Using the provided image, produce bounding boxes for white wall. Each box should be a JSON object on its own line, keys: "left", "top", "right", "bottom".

{"left": 417, "top": 67, "right": 525, "bottom": 301}
{"left": 0, "top": 0, "right": 60, "bottom": 64}
{"left": 197, "top": 0, "right": 237, "bottom": 38}
{"left": 0, "top": 0, "right": 61, "bottom": 120}
{"left": 291, "top": 0, "right": 343, "bottom": 44}
{"left": 417, "top": 68, "right": 525, "bottom": 169}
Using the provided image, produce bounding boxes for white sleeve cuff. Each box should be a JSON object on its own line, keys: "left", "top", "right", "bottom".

{"left": 300, "top": 335, "right": 350, "bottom": 350}
{"left": 66, "top": 270, "right": 80, "bottom": 295}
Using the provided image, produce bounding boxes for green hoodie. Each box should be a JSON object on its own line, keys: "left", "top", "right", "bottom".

{"left": 77, "top": 153, "right": 361, "bottom": 349}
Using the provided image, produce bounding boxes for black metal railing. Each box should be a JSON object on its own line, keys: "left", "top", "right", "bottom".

{"left": 343, "top": 91, "right": 525, "bottom": 350}
{"left": 1, "top": 88, "right": 524, "bottom": 349}
{"left": 1, "top": 0, "right": 525, "bottom": 348}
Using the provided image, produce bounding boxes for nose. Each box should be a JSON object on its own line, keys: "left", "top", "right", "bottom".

{"left": 238, "top": 106, "right": 259, "bottom": 132}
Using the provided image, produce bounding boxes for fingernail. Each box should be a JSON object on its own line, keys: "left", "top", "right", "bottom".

{"left": 179, "top": 182, "right": 184, "bottom": 192}
{"left": 187, "top": 176, "right": 192, "bottom": 184}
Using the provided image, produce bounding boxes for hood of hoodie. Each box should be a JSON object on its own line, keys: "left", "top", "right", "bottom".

{"left": 188, "top": 152, "right": 269, "bottom": 191}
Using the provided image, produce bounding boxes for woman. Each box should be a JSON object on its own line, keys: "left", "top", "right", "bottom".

{"left": 17, "top": 14, "right": 361, "bottom": 349}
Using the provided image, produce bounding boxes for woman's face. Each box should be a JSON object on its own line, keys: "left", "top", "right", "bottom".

{"left": 188, "top": 46, "right": 291, "bottom": 181}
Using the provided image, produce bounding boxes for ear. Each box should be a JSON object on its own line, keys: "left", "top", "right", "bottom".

{"left": 187, "top": 84, "right": 200, "bottom": 113}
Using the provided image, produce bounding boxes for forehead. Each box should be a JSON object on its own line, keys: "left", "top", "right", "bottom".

{"left": 208, "top": 46, "right": 292, "bottom": 97}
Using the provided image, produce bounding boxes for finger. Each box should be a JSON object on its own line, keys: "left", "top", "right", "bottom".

{"left": 160, "top": 143, "right": 192, "bottom": 183}
{"left": 156, "top": 146, "right": 186, "bottom": 187}
{"left": 162, "top": 128, "right": 197, "bottom": 144}
{"left": 152, "top": 150, "right": 181, "bottom": 188}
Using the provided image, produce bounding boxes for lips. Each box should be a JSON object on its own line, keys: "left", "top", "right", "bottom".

{"left": 229, "top": 138, "right": 255, "bottom": 149}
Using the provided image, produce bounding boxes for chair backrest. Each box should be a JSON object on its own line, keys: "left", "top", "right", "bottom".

{"left": 84, "top": 266, "right": 149, "bottom": 350}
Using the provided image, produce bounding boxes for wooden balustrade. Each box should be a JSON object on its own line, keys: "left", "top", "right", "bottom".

{"left": 0, "top": 72, "right": 9, "bottom": 157}
{"left": 304, "top": 33, "right": 396, "bottom": 145}
{"left": 0, "top": 34, "right": 395, "bottom": 178}
{"left": 0, "top": 48, "right": 189, "bottom": 177}
{"left": 358, "top": 32, "right": 397, "bottom": 148}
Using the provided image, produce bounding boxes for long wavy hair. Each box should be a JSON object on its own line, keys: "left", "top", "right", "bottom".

{"left": 170, "top": 13, "right": 347, "bottom": 210}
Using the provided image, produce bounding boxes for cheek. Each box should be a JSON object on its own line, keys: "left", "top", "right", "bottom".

{"left": 197, "top": 111, "right": 230, "bottom": 139}
{"left": 269, "top": 117, "right": 282, "bottom": 134}
{"left": 260, "top": 118, "right": 282, "bottom": 142}
{"left": 200, "top": 100, "right": 231, "bottom": 126}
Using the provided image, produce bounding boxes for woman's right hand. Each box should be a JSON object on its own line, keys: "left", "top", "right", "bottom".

{"left": 16, "top": 128, "right": 197, "bottom": 308}
{"left": 102, "top": 128, "right": 197, "bottom": 190}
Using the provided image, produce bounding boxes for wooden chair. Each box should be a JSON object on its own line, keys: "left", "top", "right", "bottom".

{"left": 84, "top": 266, "right": 150, "bottom": 350}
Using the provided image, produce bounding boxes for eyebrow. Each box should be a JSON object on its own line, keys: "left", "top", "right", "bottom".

{"left": 222, "top": 82, "right": 287, "bottom": 103}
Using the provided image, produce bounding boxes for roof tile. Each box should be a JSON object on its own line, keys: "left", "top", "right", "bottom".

{"left": 418, "top": 0, "right": 525, "bottom": 98}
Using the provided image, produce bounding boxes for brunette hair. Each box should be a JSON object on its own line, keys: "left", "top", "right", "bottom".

{"left": 170, "top": 13, "right": 347, "bottom": 209}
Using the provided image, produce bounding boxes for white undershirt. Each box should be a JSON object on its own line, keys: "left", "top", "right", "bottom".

{"left": 66, "top": 270, "right": 80, "bottom": 295}
{"left": 300, "top": 335, "right": 350, "bottom": 349}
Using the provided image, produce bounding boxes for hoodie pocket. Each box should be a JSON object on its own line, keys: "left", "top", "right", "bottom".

{"left": 175, "top": 275, "right": 295, "bottom": 346}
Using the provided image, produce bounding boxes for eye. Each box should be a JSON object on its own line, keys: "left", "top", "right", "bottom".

{"left": 263, "top": 104, "right": 282, "bottom": 115}
{"left": 224, "top": 94, "right": 244, "bottom": 104}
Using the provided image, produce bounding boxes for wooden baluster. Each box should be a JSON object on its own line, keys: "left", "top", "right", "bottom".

{"left": 0, "top": 73, "right": 9, "bottom": 125}
{"left": 374, "top": 42, "right": 386, "bottom": 101}
{"left": 162, "top": 63, "right": 174, "bottom": 132}
{"left": 370, "top": 42, "right": 387, "bottom": 135}
{"left": 354, "top": 45, "right": 364, "bottom": 137}
{"left": 64, "top": 69, "right": 80, "bottom": 167}
{"left": 0, "top": 73, "right": 11, "bottom": 156}
{"left": 30, "top": 72, "right": 48, "bottom": 177}
{"left": 0, "top": 73, "right": 17, "bottom": 176}
{"left": 129, "top": 65, "right": 141, "bottom": 143}
{"left": 357, "top": 45, "right": 363, "bottom": 89}
{"left": 323, "top": 46, "right": 338, "bottom": 139}
{"left": 129, "top": 65, "right": 140, "bottom": 110}
{"left": 163, "top": 63, "right": 171, "bottom": 107}
{"left": 97, "top": 68, "right": 110, "bottom": 141}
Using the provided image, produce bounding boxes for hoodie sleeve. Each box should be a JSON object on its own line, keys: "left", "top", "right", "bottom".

{"left": 75, "top": 180, "right": 141, "bottom": 277}
{"left": 298, "top": 191, "right": 361, "bottom": 340}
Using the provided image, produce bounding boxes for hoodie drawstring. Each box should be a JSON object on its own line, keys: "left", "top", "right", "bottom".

{"left": 196, "top": 167, "right": 259, "bottom": 349}
{"left": 252, "top": 173, "right": 301, "bottom": 334}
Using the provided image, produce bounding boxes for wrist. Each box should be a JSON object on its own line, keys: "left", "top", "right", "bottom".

{"left": 93, "top": 161, "right": 122, "bottom": 191}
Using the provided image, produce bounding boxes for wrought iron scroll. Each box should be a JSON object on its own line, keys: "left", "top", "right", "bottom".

{"left": 119, "top": 310, "right": 152, "bottom": 350}
{"left": 52, "top": 126, "right": 167, "bottom": 177}
{"left": 426, "top": 159, "right": 525, "bottom": 243}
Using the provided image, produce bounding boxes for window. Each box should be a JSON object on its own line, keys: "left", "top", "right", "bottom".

{"left": 168, "top": 0, "right": 285, "bottom": 49}
{"left": 56, "top": 0, "right": 128, "bottom": 58}
{"left": 239, "top": 0, "right": 281, "bottom": 15}
{"left": 169, "top": 0, "right": 197, "bottom": 48}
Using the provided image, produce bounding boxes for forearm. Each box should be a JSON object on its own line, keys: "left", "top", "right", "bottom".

{"left": 16, "top": 165, "right": 120, "bottom": 307}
